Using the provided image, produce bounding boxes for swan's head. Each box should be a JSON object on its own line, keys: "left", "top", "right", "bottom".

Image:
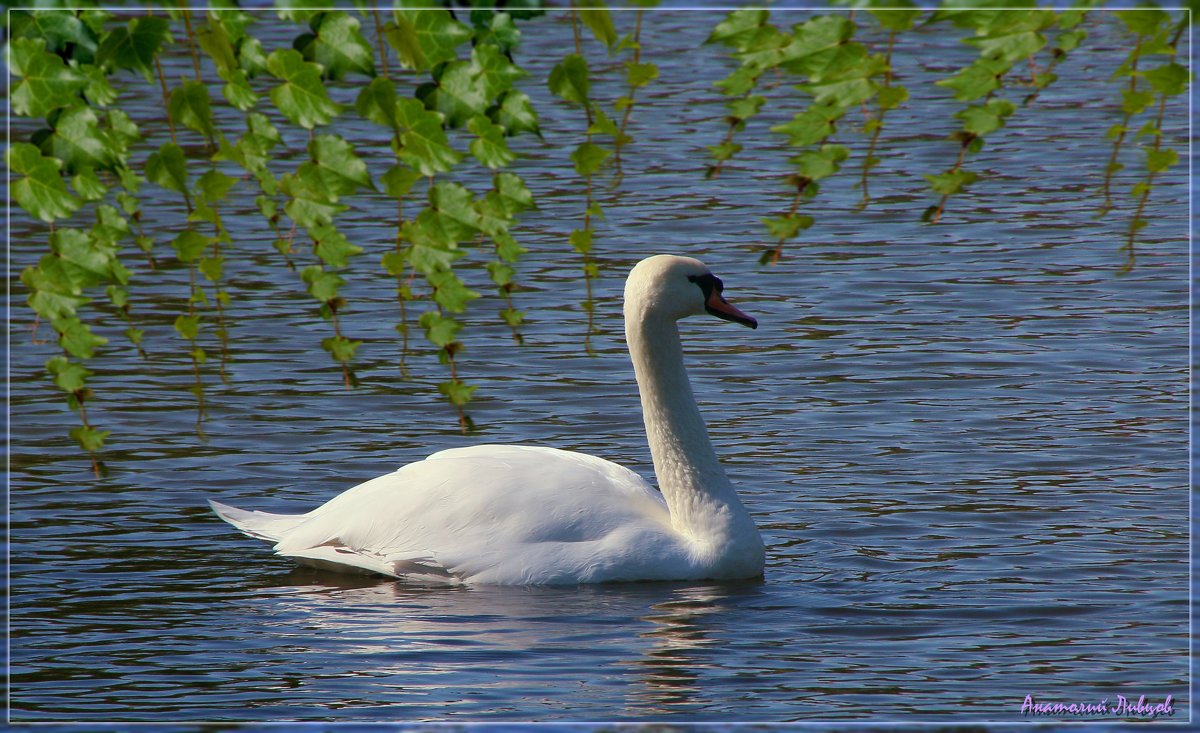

{"left": 624, "top": 255, "right": 757, "bottom": 329}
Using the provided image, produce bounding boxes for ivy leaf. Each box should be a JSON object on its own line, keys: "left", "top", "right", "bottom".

{"left": 72, "top": 169, "right": 107, "bottom": 201}
{"left": 468, "top": 116, "right": 516, "bottom": 169}
{"left": 35, "top": 104, "right": 120, "bottom": 175}
{"left": 96, "top": 16, "right": 171, "bottom": 82}
{"left": 356, "top": 76, "right": 400, "bottom": 130}
{"left": 878, "top": 85, "right": 909, "bottom": 111}
{"left": 706, "top": 8, "right": 770, "bottom": 50}
{"left": 429, "top": 182, "right": 482, "bottom": 242}
{"left": 70, "top": 425, "right": 110, "bottom": 453}
{"left": 171, "top": 230, "right": 212, "bottom": 264}
{"left": 1143, "top": 63, "right": 1190, "bottom": 96}
{"left": 925, "top": 169, "right": 979, "bottom": 196}
{"left": 625, "top": 61, "right": 659, "bottom": 89}
{"left": 963, "top": 29, "right": 1046, "bottom": 64}
{"left": 321, "top": 335, "right": 362, "bottom": 363}
{"left": 311, "top": 224, "right": 363, "bottom": 269}
{"left": 1145, "top": 148, "right": 1178, "bottom": 173}
{"left": 81, "top": 65, "right": 117, "bottom": 106}
{"left": 490, "top": 90, "right": 541, "bottom": 137}
{"left": 1115, "top": 8, "right": 1170, "bottom": 37}
{"left": 418, "top": 60, "right": 489, "bottom": 128}
{"left": 438, "top": 379, "right": 477, "bottom": 408}
{"left": 472, "top": 43, "right": 527, "bottom": 102}
{"left": 956, "top": 98, "right": 1017, "bottom": 136}
{"left": 493, "top": 172, "right": 535, "bottom": 216}
{"left": 300, "top": 265, "right": 344, "bottom": 303}
{"left": 869, "top": 8, "right": 921, "bottom": 32}
{"left": 279, "top": 171, "right": 348, "bottom": 230}
{"left": 571, "top": 142, "right": 611, "bottom": 177}
{"left": 169, "top": 80, "right": 216, "bottom": 140}
{"left": 22, "top": 260, "right": 89, "bottom": 320}
{"left": 198, "top": 256, "right": 224, "bottom": 282}
{"left": 296, "top": 11, "right": 375, "bottom": 80}
{"left": 937, "top": 57, "right": 1011, "bottom": 102}
{"left": 9, "top": 38, "right": 87, "bottom": 117}
{"left": 428, "top": 268, "right": 481, "bottom": 313}
{"left": 396, "top": 98, "right": 463, "bottom": 176}
{"left": 304, "top": 134, "right": 375, "bottom": 198}
{"left": 46, "top": 356, "right": 92, "bottom": 394}
{"left": 770, "top": 104, "right": 841, "bottom": 147}
{"left": 197, "top": 169, "right": 238, "bottom": 203}
{"left": 54, "top": 316, "right": 108, "bottom": 359}
{"left": 762, "top": 214, "right": 814, "bottom": 241}
{"left": 13, "top": 10, "right": 98, "bottom": 59}
{"left": 267, "top": 48, "right": 342, "bottom": 129}
{"left": 51, "top": 227, "right": 127, "bottom": 289}
{"left": 9, "top": 143, "right": 81, "bottom": 223}
{"left": 790, "top": 144, "right": 849, "bottom": 182}
{"left": 419, "top": 310, "right": 463, "bottom": 347}
{"left": 174, "top": 314, "right": 200, "bottom": 340}
{"left": 222, "top": 70, "right": 259, "bottom": 111}
{"left": 578, "top": 7, "right": 617, "bottom": 49}
{"left": 382, "top": 164, "right": 423, "bottom": 198}
{"left": 569, "top": 228, "right": 593, "bottom": 254}
{"left": 549, "top": 54, "right": 590, "bottom": 106}
{"left": 386, "top": 9, "right": 471, "bottom": 71}
{"left": 144, "top": 143, "right": 189, "bottom": 196}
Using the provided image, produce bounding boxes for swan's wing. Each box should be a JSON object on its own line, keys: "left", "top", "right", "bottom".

{"left": 268, "top": 444, "right": 674, "bottom": 584}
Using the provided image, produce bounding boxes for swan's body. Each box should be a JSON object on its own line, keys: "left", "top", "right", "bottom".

{"left": 211, "top": 255, "right": 765, "bottom": 585}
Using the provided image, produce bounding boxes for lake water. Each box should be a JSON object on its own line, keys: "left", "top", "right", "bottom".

{"left": 7, "top": 8, "right": 1190, "bottom": 725}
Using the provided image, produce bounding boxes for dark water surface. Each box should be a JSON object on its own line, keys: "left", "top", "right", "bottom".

{"left": 8, "top": 9, "right": 1189, "bottom": 725}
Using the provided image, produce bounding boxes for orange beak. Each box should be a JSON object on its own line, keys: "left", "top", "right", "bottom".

{"left": 705, "top": 289, "right": 757, "bottom": 329}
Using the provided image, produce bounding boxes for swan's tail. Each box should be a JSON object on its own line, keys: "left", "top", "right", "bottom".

{"left": 208, "top": 500, "right": 308, "bottom": 543}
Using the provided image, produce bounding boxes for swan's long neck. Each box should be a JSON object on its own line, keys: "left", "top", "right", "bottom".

{"left": 625, "top": 309, "right": 761, "bottom": 560}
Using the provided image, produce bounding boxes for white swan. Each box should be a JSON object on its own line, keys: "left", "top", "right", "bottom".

{"left": 210, "top": 255, "right": 764, "bottom": 585}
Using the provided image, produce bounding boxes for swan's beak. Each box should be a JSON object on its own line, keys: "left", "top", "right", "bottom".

{"left": 705, "top": 291, "right": 758, "bottom": 329}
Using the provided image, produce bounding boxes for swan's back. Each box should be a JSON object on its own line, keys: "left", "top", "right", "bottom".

{"left": 213, "top": 445, "right": 691, "bottom": 584}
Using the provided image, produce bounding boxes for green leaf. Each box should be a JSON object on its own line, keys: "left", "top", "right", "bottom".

{"left": 70, "top": 425, "right": 110, "bottom": 453}
{"left": 301, "top": 265, "right": 344, "bottom": 303}
{"left": 296, "top": 11, "right": 375, "bottom": 80}
{"left": 145, "top": 143, "right": 189, "bottom": 196}
{"left": 869, "top": 8, "right": 921, "bottom": 32}
{"left": 571, "top": 142, "right": 611, "bottom": 177}
{"left": 96, "top": 16, "right": 171, "bottom": 82}
{"left": 267, "top": 49, "right": 342, "bottom": 129}
{"left": 321, "top": 335, "right": 362, "bottom": 363}
{"left": 715, "top": 66, "right": 760, "bottom": 97}
{"left": 625, "top": 61, "right": 659, "bottom": 89}
{"left": 386, "top": 8, "right": 472, "bottom": 71}
{"left": 578, "top": 7, "right": 617, "bottom": 49}
{"left": 963, "top": 30, "right": 1046, "bottom": 64}
{"left": 569, "top": 228, "right": 594, "bottom": 254}
{"left": 174, "top": 314, "right": 201, "bottom": 340}
{"left": 770, "top": 104, "right": 842, "bottom": 147}
{"left": 428, "top": 268, "right": 480, "bottom": 313}
{"left": 305, "top": 134, "right": 374, "bottom": 198}
{"left": 9, "top": 38, "right": 87, "bottom": 117}
{"left": 469, "top": 116, "right": 516, "bottom": 169}
{"left": 46, "top": 355, "right": 92, "bottom": 394}
{"left": 418, "top": 60, "right": 488, "bottom": 127}
{"left": 878, "top": 85, "right": 909, "bottom": 111}
{"left": 791, "top": 144, "right": 849, "bottom": 182}
{"left": 197, "top": 169, "right": 237, "bottom": 203}
{"left": 490, "top": 91, "right": 541, "bottom": 136}
{"left": 727, "top": 95, "right": 765, "bottom": 121}
{"left": 419, "top": 310, "right": 463, "bottom": 347}
{"left": 199, "top": 256, "right": 225, "bottom": 282}
{"left": 54, "top": 316, "right": 108, "bottom": 359}
{"left": 311, "top": 224, "right": 363, "bottom": 268}
{"left": 762, "top": 214, "right": 813, "bottom": 241}
{"left": 222, "top": 71, "right": 259, "bottom": 111}
{"left": 169, "top": 80, "right": 216, "bottom": 140}
{"left": 936, "top": 57, "right": 1011, "bottom": 102}
{"left": 491, "top": 172, "right": 535, "bottom": 218}
{"left": 396, "top": 98, "right": 463, "bottom": 176}
{"left": 708, "top": 141, "right": 742, "bottom": 163}
{"left": 429, "top": 182, "right": 482, "bottom": 242}
{"left": 472, "top": 43, "right": 526, "bottom": 102}
{"left": 706, "top": 8, "right": 769, "bottom": 50}
{"left": 72, "top": 169, "right": 107, "bottom": 201}
{"left": 1143, "top": 63, "right": 1190, "bottom": 96}
{"left": 9, "top": 143, "right": 81, "bottom": 223}
{"left": 438, "top": 379, "right": 476, "bottom": 407}
{"left": 81, "top": 65, "right": 117, "bottom": 106}
{"left": 956, "top": 98, "right": 1017, "bottom": 136}
{"left": 925, "top": 169, "right": 979, "bottom": 196}
{"left": 1121, "top": 89, "right": 1155, "bottom": 115}
{"left": 171, "top": 230, "right": 211, "bottom": 264}
{"left": 1115, "top": 9, "right": 1170, "bottom": 37}
{"left": 51, "top": 227, "right": 125, "bottom": 289}
{"left": 356, "top": 76, "right": 400, "bottom": 130}
{"left": 22, "top": 259, "right": 89, "bottom": 320}
{"left": 382, "top": 164, "right": 423, "bottom": 198}
{"left": 12, "top": 10, "right": 98, "bottom": 58}
{"left": 1145, "top": 148, "right": 1178, "bottom": 173}
{"left": 549, "top": 54, "right": 590, "bottom": 106}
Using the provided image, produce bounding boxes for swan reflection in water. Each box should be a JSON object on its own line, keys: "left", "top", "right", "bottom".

{"left": 254, "top": 571, "right": 764, "bottom": 717}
